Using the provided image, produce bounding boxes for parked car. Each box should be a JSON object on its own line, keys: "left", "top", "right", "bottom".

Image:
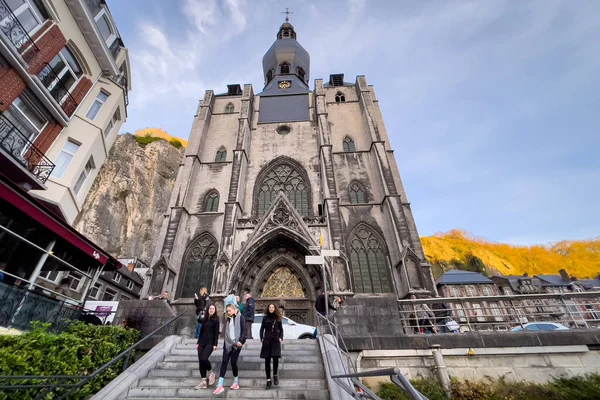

{"left": 252, "top": 314, "right": 315, "bottom": 339}
{"left": 511, "top": 322, "right": 569, "bottom": 332}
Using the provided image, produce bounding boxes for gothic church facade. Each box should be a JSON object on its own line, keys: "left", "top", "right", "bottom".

{"left": 146, "top": 21, "right": 436, "bottom": 325}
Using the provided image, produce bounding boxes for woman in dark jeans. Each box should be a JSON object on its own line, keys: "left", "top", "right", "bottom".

{"left": 194, "top": 287, "right": 210, "bottom": 339}
{"left": 260, "top": 303, "right": 284, "bottom": 389}
{"left": 194, "top": 304, "right": 219, "bottom": 389}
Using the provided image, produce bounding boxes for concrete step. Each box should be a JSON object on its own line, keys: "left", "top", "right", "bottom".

{"left": 147, "top": 368, "right": 325, "bottom": 380}
{"left": 128, "top": 387, "right": 329, "bottom": 399}
{"left": 181, "top": 339, "right": 317, "bottom": 345}
{"left": 137, "top": 377, "right": 327, "bottom": 390}
{"left": 163, "top": 355, "right": 320, "bottom": 364}
{"left": 169, "top": 348, "right": 320, "bottom": 357}
{"left": 155, "top": 361, "right": 324, "bottom": 372}
{"left": 179, "top": 341, "right": 318, "bottom": 351}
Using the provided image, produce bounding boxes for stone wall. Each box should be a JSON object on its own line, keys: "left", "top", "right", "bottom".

{"left": 113, "top": 300, "right": 178, "bottom": 349}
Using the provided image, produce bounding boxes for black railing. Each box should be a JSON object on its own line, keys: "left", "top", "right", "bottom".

{"left": 0, "top": 310, "right": 187, "bottom": 399}
{"left": 37, "top": 63, "right": 78, "bottom": 116}
{"left": 0, "top": 113, "right": 55, "bottom": 183}
{"left": 110, "top": 73, "right": 129, "bottom": 105}
{"left": 0, "top": 0, "right": 39, "bottom": 61}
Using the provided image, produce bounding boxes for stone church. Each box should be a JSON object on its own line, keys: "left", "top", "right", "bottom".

{"left": 145, "top": 19, "right": 436, "bottom": 327}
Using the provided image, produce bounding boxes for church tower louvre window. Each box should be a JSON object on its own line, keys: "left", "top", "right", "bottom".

{"left": 180, "top": 234, "right": 218, "bottom": 297}
{"left": 343, "top": 136, "right": 355, "bottom": 152}
{"left": 280, "top": 62, "right": 290, "bottom": 74}
{"left": 224, "top": 103, "right": 234, "bottom": 114}
{"left": 349, "top": 225, "right": 392, "bottom": 293}
{"left": 335, "top": 92, "right": 346, "bottom": 103}
{"left": 215, "top": 147, "right": 227, "bottom": 162}
{"left": 297, "top": 66, "right": 305, "bottom": 82}
{"left": 349, "top": 181, "right": 366, "bottom": 204}
{"left": 256, "top": 162, "right": 309, "bottom": 217}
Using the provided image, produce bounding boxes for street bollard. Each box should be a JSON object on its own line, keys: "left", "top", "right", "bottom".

{"left": 430, "top": 344, "right": 451, "bottom": 399}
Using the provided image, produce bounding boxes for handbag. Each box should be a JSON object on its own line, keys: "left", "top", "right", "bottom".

{"left": 196, "top": 310, "right": 206, "bottom": 323}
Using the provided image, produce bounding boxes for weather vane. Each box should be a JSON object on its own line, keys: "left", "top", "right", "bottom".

{"left": 282, "top": 7, "right": 293, "bottom": 22}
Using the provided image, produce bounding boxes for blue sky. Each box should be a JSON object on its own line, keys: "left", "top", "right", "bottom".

{"left": 106, "top": 0, "right": 600, "bottom": 246}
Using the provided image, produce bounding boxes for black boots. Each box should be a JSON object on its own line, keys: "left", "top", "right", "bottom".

{"left": 265, "top": 380, "right": 272, "bottom": 390}
{"left": 273, "top": 375, "right": 279, "bottom": 386}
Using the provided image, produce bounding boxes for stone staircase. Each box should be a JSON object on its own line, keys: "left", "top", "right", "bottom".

{"left": 125, "top": 338, "right": 329, "bottom": 399}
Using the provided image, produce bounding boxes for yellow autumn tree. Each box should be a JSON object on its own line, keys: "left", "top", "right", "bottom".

{"left": 421, "top": 230, "right": 600, "bottom": 279}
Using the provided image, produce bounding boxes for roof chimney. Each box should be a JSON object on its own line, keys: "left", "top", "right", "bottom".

{"left": 127, "top": 262, "right": 135, "bottom": 273}
{"left": 559, "top": 269, "right": 570, "bottom": 281}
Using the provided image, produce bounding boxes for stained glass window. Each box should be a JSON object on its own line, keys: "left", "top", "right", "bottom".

{"left": 349, "top": 182, "right": 366, "bottom": 204}
{"left": 257, "top": 163, "right": 308, "bottom": 216}
{"left": 181, "top": 234, "right": 218, "bottom": 297}
{"left": 349, "top": 226, "right": 391, "bottom": 293}
{"left": 343, "top": 136, "right": 355, "bottom": 152}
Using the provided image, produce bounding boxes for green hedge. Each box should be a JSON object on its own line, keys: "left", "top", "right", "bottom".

{"left": 376, "top": 374, "right": 600, "bottom": 400}
{"left": 133, "top": 135, "right": 165, "bottom": 147}
{"left": 0, "top": 322, "right": 139, "bottom": 400}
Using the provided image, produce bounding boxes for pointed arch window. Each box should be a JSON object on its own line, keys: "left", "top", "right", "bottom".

{"left": 215, "top": 147, "right": 227, "bottom": 162}
{"left": 349, "top": 225, "right": 392, "bottom": 293}
{"left": 335, "top": 92, "right": 345, "bottom": 103}
{"left": 297, "top": 67, "right": 305, "bottom": 82}
{"left": 280, "top": 62, "right": 290, "bottom": 74}
{"left": 205, "top": 190, "right": 219, "bottom": 212}
{"left": 343, "top": 136, "right": 355, "bottom": 152}
{"left": 224, "top": 103, "right": 234, "bottom": 114}
{"left": 181, "top": 234, "right": 218, "bottom": 297}
{"left": 349, "top": 182, "right": 366, "bottom": 204}
{"left": 257, "top": 163, "right": 309, "bottom": 216}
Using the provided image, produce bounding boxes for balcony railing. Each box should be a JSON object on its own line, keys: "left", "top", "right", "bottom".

{"left": 0, "top": 0, "right": 39, "bottom": 62}
{"left": 397, "top": 292, "right": 600, "bottom": 334}
{"left": 0, "top": 113, "right": 55, "bottom": 183}
{"left": 37, "top": 63, "right": 78, "bottom": 116}
{"left": 110, "top": 73, "right": 129, "bottom": 105}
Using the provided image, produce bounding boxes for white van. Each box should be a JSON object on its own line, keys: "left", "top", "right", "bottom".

{"left": 252, "top": 314, "right": 315, "bottom": 339}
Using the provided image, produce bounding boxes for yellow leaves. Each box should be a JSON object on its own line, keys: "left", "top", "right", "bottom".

{"left": 421, "top": 230, "right": 600, "bottom": 278}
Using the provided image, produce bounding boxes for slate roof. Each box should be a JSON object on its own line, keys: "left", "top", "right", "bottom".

{"left": 536, "top": 275, "right": 573, "bottom": 287}
{"left": 575, "top": 278, "right": 600, "bottom": 290}
{"left": 435, "top": 269, "right": 494, "bottom": 285}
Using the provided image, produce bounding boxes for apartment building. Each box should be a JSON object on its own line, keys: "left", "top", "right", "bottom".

{"left": 0, "top": 0, "right": 131, "bottom": 224}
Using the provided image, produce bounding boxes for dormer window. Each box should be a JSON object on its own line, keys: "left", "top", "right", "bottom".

{"left": 94, "top": 8, "right": 117, "bottom": 48}
{"left": 266, "top": 68, "right": 274, "bottom": 83}
{"left": 280, "top": 62, "right": 290, "bottom": 74}
{"left": 330, "top": 74, "right": 344, "bottom": 86}
{"left": 297, "top": 67, "right": 305, "bottom": 82}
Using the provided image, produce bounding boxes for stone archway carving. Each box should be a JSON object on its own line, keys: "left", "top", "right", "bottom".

{"left": 262, "top": 267, "right": 305, "bottom": 298}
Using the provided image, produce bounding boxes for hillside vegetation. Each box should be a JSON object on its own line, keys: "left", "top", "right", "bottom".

{"left": 421, "top": 229, "right": 600, "bottom": 279}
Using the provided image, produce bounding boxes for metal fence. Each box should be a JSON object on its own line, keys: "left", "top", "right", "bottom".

{"left": 397, "top": 292, "right": 600, "bottom": 334}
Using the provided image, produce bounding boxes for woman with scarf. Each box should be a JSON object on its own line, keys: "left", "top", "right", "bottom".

{"left": 259, "top": 303, "right": 284, "bottom": 389}
{"left": 212, "top": 303, "right": 247, "bottom": 395}
{"left": 194, "top": 304, "right": 219, "bottom": 389}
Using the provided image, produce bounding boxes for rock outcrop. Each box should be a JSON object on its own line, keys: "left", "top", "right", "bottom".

{"left": 74, "top": 134, "right": 182, "bottom": 263}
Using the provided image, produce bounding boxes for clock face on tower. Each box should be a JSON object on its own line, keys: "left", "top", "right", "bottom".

{"left": 278, "top": 80, "right": 292, "bottom": 89}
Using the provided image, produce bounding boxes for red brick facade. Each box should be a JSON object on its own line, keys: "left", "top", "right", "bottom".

{"left": 0, "top": 67, "right": 26, "bottom": 112}
{"left": 27, "top": 25, "right": 67, "bottom": 76}
{"left": 33, "top": 122, "right": 63, "bottom": 155}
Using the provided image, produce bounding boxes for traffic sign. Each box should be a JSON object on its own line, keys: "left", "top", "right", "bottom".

{"left": 322, "top": 250, "right": 340, "bottom": 257}
{"left": 308, "top": 246, "right": 321, "bottom": 251}
{"left": 305, "top": 255, "right": 324, "bottom": 265}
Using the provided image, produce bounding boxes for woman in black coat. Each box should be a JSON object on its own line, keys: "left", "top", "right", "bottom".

{"left": 259, "top": 303, "right": 283, "bottom": 389}
{"left": 194, "top": 304, "right": 219, "bottom": 390}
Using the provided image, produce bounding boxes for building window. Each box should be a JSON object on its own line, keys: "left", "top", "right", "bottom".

{"left": 102, "top": 287, "right": 118, "bottom": 301}
{"left": 38, "top": 48, "right": 83, "bottom": 103}
{"left": 205, "top": 191, "right": 219, "bottom": 212}
{"left": 68, "top": 271, "right": 83, "bottom": 292}
{"left": 3, "top": 0, "right": 47, "bottom": 39}
{"left": 343, "top": 136, "right": 355, "bottom": 152}
{"left": 73, "top": 157, "right": 95, "bottom": 194}
{"left": 297, "top": 67, "right": 305, "bottom": 81}
{"left": 94, "top": 8, "right": 117, "bottom": 47}
{"left": 335, "top": 92, "right": 346, "bottom": 103}
{"left": 280, "top": 62, "right": 290, "bottom": 74}
{"left": 104, "top": 108, "right": 121, "bottom": 137}
{"left": 349, "top": 224, "right": 391, "bottom": 294}
{"left": 349, "top": 182, "right": 366, "bottom": 204}
{"left": 502, "top": 287, "right": 513, "bottom": 295}
{"left": 277, "top": 126, "right": 290, "bottom": 135}
{"left": 483, "top": 286, "right": 493, "bottom": 296}
{"left": 224, "top": 103, "right": 234, "bottom": 114}
{"left": 85, "top": 90, "right": 110, "bottom": 120}
{"left": 89, "top": 282, "right": 102, "bottom": 299}
{"left": 181, "top": 233, "right": 218, "bottom": 296}
{"left": 51, "top": 140, "right": 80, "bottom": 178}
{"left": 112, "top": 273, "right": 121, "bottom": 283}
{"left": 466, "top": 286, "right": 477, "bottom": 297}
{"left": 257, "top": 163, "right": 309, "bottom": 216}
{"left": 126, "top": 280, "right": 134, "bottom": 290}
{"left": 3, "top": 97, "right": 47, "bottom": 152}
{"left": 449, "top": 287, "right": 460, "bottom": 297}
{"left": 215, "top": 147, "right": 227, "bottom": 162}
{"left": 39, "top": 270, "right": 60, "bottom": 283}
{"left": 266, "top": 68, "right": 274, "bottom": 82}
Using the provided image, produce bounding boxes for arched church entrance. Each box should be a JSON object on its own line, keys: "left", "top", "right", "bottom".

{"left": 229, "top": 231, "right": 325, "bottom": 326}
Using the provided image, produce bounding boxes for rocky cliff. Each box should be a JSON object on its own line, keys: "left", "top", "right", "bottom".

{"left": 74, "top": 134, "right": 182, "bottom": 264}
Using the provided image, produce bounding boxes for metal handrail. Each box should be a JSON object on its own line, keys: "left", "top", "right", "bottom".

{"left": 316, "top": 311, "right": 427, "bottom": 400}
{"left": 0, "top": 310, "right": 186, "bottom": 399}
{"left": 0, "top": 0, "right": 39, "bottom": 61}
